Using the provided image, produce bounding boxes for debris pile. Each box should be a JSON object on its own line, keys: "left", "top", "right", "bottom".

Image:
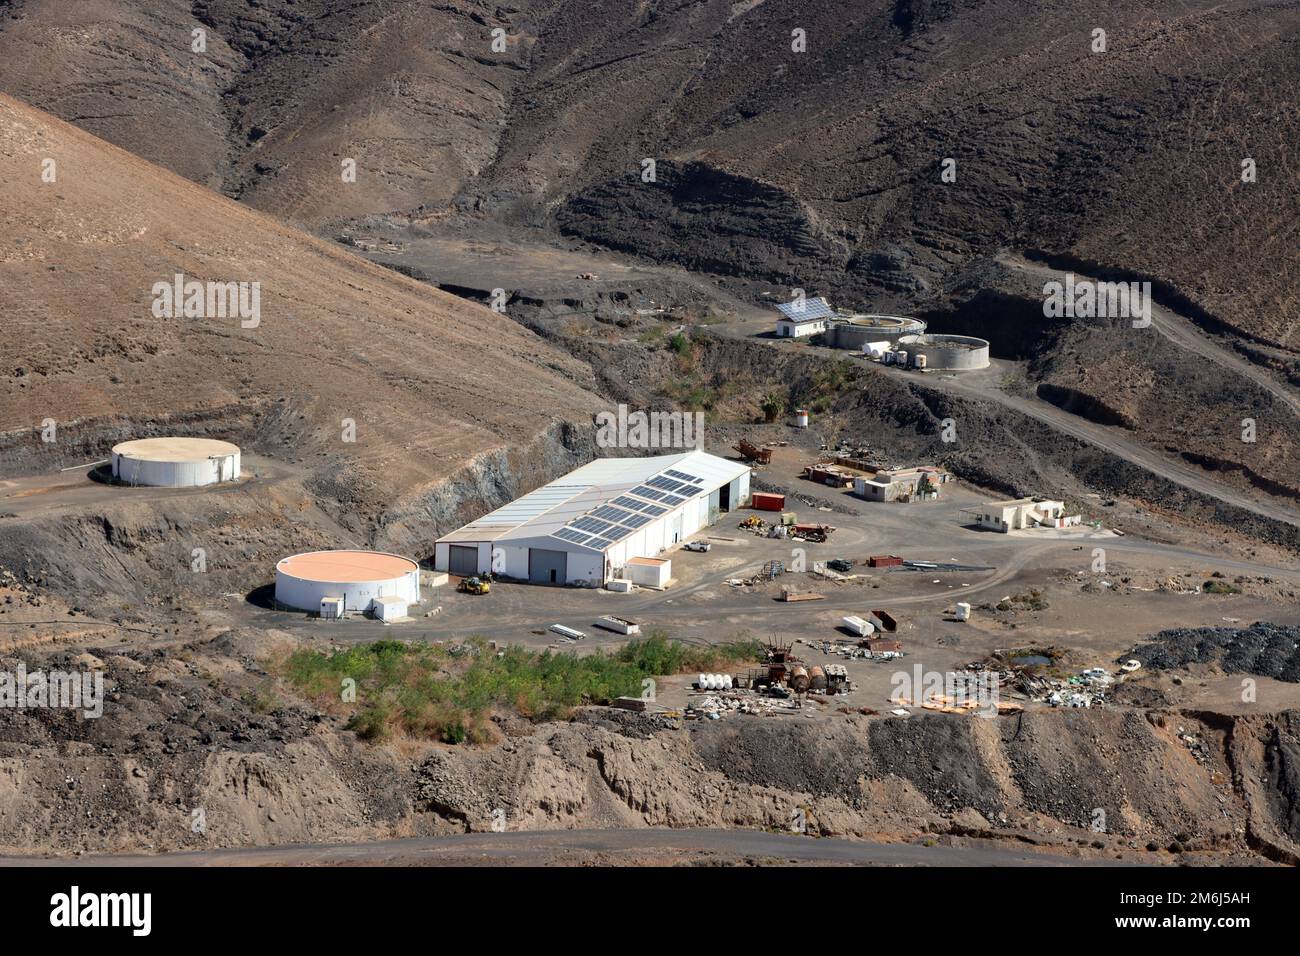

{"left": 1124, "top": 622, "right": 1300, "bottom": 682}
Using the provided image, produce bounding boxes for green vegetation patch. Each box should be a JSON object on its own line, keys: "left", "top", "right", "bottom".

{"left": 278, "top": 633, "right": 761, "bottom": 745}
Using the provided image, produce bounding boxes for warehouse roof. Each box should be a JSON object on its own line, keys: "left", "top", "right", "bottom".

{"left": 437, "top": 451, "right": 749, "bottom": 552}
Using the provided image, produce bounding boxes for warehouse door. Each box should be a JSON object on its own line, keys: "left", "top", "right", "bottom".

{"left": 718, "top": 481, "right": 732, "bottom": 513}
{"left": 528, "top": 548, "right": 568, "bottom": 585}
{"left": 670, "top": 513, "right": 683, "bottom": 544}
{"left": 449, "top": 545, "right": 478, "bottom": 576}
{"left": 708, "top": 489, "right": 721, "bottom": 524}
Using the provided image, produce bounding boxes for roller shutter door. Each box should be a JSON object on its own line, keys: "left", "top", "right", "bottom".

{"left": 449, "top": 545, "right": 479, "bottom": 576}
{"left": 528, "top": 548, "right": 568, "bottom": 584}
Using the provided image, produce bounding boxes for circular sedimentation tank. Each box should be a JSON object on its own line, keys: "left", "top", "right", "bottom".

{"left": 828, "top": 313, "right": 926, "bottom": 349}
{"left": 111, "top": 437, "right": 241, "bottom": 487}
{"left": 274, "top": 550, "right": 421, "bottom": 613}
{"left": 896, "top": 333, "right": 990, "bottom": 370}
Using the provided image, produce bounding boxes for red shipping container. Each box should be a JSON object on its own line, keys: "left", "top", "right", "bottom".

{"left": 751, "top": 492, "right": 786, "bottom": 511}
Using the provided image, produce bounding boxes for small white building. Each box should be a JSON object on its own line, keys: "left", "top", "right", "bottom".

{"left": 625, "top": 557, "right": 671, "bottom": 589}
{"left": 371, "top": 595, "right": 408, "bottom": 623}
{"left": 978, "top": 498, "right": 1080, "bottom": 532}
{"left": 434, "top": 450, "right": 750, "bottom": 587}
{"left": 775, "top": 296, "right": 834, "bottom": 338}
{"left": 853, "top": 467, "right": 949, "bottom": 502}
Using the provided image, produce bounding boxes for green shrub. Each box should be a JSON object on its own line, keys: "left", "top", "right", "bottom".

{"left": 278, "top": 632, "right": 761, "bottom": 745}
{"left": 1202, "top": 580, "right": 1241, "bottom": 594}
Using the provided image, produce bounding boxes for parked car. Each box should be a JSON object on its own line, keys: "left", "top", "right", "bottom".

{"left": 683, "top": 541, "right": 711, "bottom": 552}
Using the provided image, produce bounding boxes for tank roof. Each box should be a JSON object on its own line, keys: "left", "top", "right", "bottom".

{"left": 112, "top": 437, "right": 240, "bottom": 461}
{"left": 277, "top": 550, "right": 419, "bottom": 583}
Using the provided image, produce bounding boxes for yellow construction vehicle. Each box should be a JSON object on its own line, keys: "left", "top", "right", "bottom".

{"left": 458, "top": 576, "right": 490, "bottom": 595}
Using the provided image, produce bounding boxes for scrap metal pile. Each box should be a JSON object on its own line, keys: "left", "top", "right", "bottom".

{"left": 685, "top": 641, "right": 855, "bottom": 720}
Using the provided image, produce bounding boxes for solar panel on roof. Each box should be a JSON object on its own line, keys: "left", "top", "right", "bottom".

{"left": 606, "top": 525, "right": 635, "bottom": 542}
{"left": 665, "top": 470, "right": 705, "bottom": 484}
{"left": 592, "top": 505, "right": 634, "bottom": 523}
{"left": 641, "top": 504, "right": 667, "bottom": 517}
{"left": 776, "top": 297, "right": 834, "bottom": 321}
{"left": 572, "top": 516, "right": 614, "bottom": 535}
{"left": 631, "top": 486, "right": 665, "bottom": 500}
{"left": 647, "top": 475, "right": 682, "bottom": 492}
{"left": 662, "top": 494, "right": 686, "bottom": 507}
{"left": 621, "top": 514, "right": 651, "bottom": 529}
{"left": 554, "top": 528, "right": 591, "bottom": 545}
{"left": 612, "top": 495, "right": 646, "bottom": 511}
{"left": 586, "top": 537, "right": 614, "bottom": 551}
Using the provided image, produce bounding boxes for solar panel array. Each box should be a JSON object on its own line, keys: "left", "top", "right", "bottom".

{"left": 776, "top": 297, "right": 834, "bottom": 321}
{"left": 552, "top": 466, "right": 712, "bottom": 551}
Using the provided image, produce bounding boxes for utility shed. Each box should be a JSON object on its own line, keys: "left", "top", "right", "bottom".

{"left": 433, "top": 450, "right": 750, "bottom": 586}
{"left": 371, "top": 595, "right": 407, "bottom": 622}
{"left": 625, "top": 557, "right": 671, "bottom": 589}
{"left": 774, "top": 296, "right": 834, "bottom": 337}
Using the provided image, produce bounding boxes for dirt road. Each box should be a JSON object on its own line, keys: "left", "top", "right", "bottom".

{"left": 999, "top": 254, "right": 1300, "bottom": 420}
{"left": 0, "top": 828, "right": 1141, "bottom": 867}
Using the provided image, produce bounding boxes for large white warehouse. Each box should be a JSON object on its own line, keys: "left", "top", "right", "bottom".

{"left": 111, "top": 437, "right": 241, "bottom": 487}
{"left": 275, "top": 550, "right": 421, "bottom": 615}
{"left": 434, "top": 450, "right": 751, "bottom": 586}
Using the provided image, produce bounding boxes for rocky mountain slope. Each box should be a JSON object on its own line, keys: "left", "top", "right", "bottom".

{"left": 2, "top": 0, "right": 1294, "bottom": 346}
{"left": 0, "top": 92, "right": 603, "bottom": 520}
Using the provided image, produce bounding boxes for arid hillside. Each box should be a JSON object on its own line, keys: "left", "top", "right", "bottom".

{"left": 1, "top": 0, "right": 1295, "bottom": 346}
{"left": 0, "top": 92, "right": 603, "bottom": 508}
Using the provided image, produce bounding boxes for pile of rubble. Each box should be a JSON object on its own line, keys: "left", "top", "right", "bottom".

{"left": 799, "top": 638, "right": 901, "bottom": 662}
{"left": 687, "top": 694, "right": 802, "bottom": 719}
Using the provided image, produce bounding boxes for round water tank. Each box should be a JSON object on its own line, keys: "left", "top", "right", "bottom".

{"left": 111, "top": 437, "right": 241, "bottom": 487}
{"left": 275, "top": 550, "right": 421, "bottom": 614}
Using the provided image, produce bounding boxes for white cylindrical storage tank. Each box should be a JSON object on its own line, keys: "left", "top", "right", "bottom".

{"left": 111, "top": 437, "right": 240, "bottom": 487}
{"left": 795, "top": 408, "right": 809, "bottom": 428}
{"left": 275, "top": 550, "right": 421, "bottom": 615}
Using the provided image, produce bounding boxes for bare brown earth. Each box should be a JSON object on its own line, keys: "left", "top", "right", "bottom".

{"left": 1, "top": 1, "right": 1299, "bottom": 866}
{"left": 2, "top": 0, "right": 1298, "bottom": 537}
{"left": 0, "top": 92, "right": 604, "bottom": 547}
{"left": 2, "top": 0, "right": 1295, "bottom": 343}
{"left": 0, "top": 621, "right": 1292, "bottom": 866}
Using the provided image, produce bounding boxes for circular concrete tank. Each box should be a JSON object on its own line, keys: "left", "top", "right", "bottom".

{"left": 111, "top": 437, "right": 241, "bottom": 487}
{"left": 828, "top": 314, "right": 926, "bottom": 349}
{"left": 274, "top": 550, "right": 421, "bottom": 614}
{"left": 896, "top": 333, "right": 990, "bottom": 370}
